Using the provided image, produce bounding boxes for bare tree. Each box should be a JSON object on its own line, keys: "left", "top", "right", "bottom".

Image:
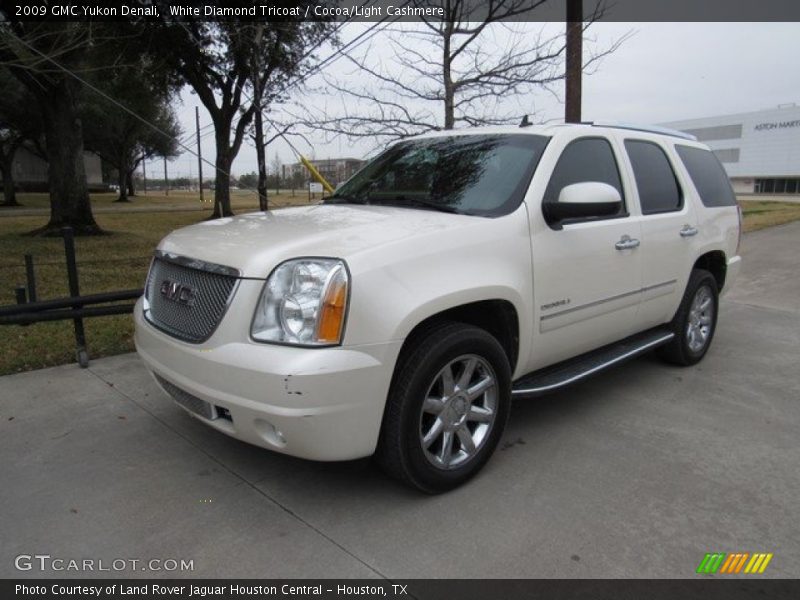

{"left": 154, "top": 16, "right": 335, "bottom": 218}
{"left": 291, "top": 0, "right": 625, "bottom": 145}
{"left": 250, "top": 23, "right": 269, "bottom": 211}
{"left": 270, "top": 153, "right": 283, "bottom": 195}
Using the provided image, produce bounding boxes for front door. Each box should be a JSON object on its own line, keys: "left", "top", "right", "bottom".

{"left": 530, "top": 136, "right": 643, "bottom": 370}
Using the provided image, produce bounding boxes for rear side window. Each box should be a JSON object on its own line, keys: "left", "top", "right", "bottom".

{"left": 675, "top": 145, "right": 738, "bottom": 207}
{"left": 624, "top": 140, "right": 682, "bottom": 214}
{"left": 544, "top": 138, "right": 625, "bottom": 212}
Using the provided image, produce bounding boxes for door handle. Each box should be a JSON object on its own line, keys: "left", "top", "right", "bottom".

{"left": 680, "top": 225, "right": 698, "bottom": 237}
{"left": 615, "top": 235, "right": 640, "bottom": 250}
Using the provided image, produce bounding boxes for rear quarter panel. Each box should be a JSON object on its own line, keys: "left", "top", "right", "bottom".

{"left": 669, "top": 140, "right": 742, "bottom": 293}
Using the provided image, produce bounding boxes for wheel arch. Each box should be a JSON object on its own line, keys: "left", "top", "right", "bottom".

{"left": 394, "top": 299, "right": 521, "bottom": 379}
{"left": 693, "top": 250, "right": 727, "bottom": 291}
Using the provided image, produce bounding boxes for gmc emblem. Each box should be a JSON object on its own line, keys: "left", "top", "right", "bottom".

{"left": 160, "top": 279, "right": 196, "bottom": 306}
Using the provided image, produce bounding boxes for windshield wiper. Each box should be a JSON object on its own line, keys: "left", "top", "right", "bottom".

{"left": 369, "top": 196, "right": 461, "bottom": 214}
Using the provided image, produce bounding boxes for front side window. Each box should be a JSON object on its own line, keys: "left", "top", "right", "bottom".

{"left": 624, "top": 140, "right": 683, "bottom": 214}
{"left": 543, "top": 137, "right": 626, "bottom": 217}
{"left": 327, "top": 134, "right": 550, "bottom": 217}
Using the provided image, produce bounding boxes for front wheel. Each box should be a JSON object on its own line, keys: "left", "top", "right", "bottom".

{"left": 376, "top": 321, "right": 511, "bottom": 493}
{"left": 659, "top": 269, "right": 719, "bottom": 366}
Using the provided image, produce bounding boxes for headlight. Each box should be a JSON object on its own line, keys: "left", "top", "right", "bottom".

{"left": 251, "top": 258, "right": 349, "bottom": 346}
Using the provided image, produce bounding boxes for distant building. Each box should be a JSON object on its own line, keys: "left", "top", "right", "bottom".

{"left": 662, "top": 104, "right": 800, "bottom": 195}
{"left": 12, "top": 146, "right": 104, "bottom": 190}
{"left": 288, "top": 157, "right": 366, "bottom": 187}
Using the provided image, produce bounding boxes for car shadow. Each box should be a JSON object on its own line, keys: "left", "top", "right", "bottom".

{"left": 185, "top": 353, "right": 670, "bottom": 502}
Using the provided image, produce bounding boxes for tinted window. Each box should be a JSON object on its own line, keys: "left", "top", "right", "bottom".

{"left": 544, "top": 138, "right": 624, "bottom": 213}
{"left": 331, "top": 134, "right": 549, "bottom": 217}
{"left": 676, "top": 145, "right": 738, "bottom": 207}
{"left": 624, "top": 140, "right": 682, "bottom": 214}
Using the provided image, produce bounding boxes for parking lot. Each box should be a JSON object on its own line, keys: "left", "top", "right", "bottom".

{"left": 1, "top": 221, "right": 798, "bottom": 579}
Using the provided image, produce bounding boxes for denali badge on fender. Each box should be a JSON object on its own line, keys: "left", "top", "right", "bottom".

{"left": 160, "top": 280, "right": 196, "bottom": 306}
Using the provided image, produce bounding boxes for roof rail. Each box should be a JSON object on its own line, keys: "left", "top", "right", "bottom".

{"left": 584, "top": 121, "right": 698, "bottom": 141}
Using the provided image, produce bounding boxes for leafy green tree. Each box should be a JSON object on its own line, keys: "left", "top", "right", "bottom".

{"left": 237, "top": 171, "right": 258, "bottom": 190}
{"left": 82, "top": 55, "right": 182, "bottom": 203}
{"left": 0, "top": 23, "right": 96, "bottom": 233}
{"left": 0, "top": 22, "right": 115, "bottom": 234}
{"left": 0, "top": 69, "right": 43, "bottom": 206}
{"left": 0, "top": 20, "right": 179, "bottom": 234}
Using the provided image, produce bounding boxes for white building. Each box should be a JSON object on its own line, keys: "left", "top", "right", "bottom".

{"left": 662, "top": 104, "right": 800, "bottom": 195}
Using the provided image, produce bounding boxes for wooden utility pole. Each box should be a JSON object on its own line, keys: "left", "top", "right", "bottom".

{"left": 565, "top": 0, "right": 583, "bottom": 123}
{"left": 142, "top": 157, "right": 147, "bottom": 196}
{"left": 195, "top": 106, "right": 204, "bottom": 203}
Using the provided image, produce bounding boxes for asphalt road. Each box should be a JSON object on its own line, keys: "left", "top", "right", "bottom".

{"left": 1, "top": 222, "right": 798, "bottom": 579}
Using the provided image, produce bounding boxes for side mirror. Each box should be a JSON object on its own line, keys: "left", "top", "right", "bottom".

{"left": 543, "top": 182, "right": 623, "bottom": 227}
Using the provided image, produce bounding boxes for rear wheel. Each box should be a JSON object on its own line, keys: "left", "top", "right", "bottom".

{"left": 376, "top": 321, "right": 511, "bottom": 493}
{"left": 659, "top": 269, "right": 719, "bottom": 366}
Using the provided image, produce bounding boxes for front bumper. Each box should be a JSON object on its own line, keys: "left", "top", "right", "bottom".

{"left": 134, "top": 298, "right": 401, "bottom": 461}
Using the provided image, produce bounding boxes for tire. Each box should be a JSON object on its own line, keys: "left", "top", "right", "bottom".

{"left": 659, "top": 269, "right": 719, "bottom": 366}
{"left": 376, "top": 321, "right": 512, "bottom": 493}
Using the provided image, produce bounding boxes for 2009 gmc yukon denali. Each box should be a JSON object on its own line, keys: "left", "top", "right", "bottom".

{"left": 135, "top": 122, "right": 742, "bottom": 492}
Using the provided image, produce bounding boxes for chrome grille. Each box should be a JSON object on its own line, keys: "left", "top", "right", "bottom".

{"left": 144, "top": 255, "right": 238, "bottom": 343}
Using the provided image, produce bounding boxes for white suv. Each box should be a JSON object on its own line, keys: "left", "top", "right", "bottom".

{"left": 135, "top": 122, "right": 742, "bottom": 492}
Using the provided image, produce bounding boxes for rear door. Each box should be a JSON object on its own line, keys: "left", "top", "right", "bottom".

{"left": 621, "top": 137, "right": 698, "bottom": 327}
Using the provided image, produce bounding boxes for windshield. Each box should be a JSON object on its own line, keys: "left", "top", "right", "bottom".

{"left": 327, "top": 134, "right": 550, "bottom": 217}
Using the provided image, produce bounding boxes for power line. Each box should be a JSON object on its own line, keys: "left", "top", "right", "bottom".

{"left": 169, "top": 17, "right": 400, "bottom": 162}
{"left": 176, "top": 16, "right": 404, "bottom": 159}
{"left": 3, "top": 29, "right": 227, "bottom": 181}
{"left": 2, "top": 17, "right": 400, "bottom": 201}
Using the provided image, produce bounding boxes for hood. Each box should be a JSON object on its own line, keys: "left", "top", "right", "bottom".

{"left": 158, "top": 204, "right": 480, "bottom": 278}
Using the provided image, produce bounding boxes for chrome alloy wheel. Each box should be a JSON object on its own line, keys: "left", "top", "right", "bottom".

{"left": 418, "top": 354, "right": 498, "bottom": 470}
{"left": 687, "top": 285, "right": 715, "bottom": 353}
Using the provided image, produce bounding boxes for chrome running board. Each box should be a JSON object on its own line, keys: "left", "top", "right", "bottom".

{"left": 512, "top": 328, "right": 675, "bottom": 398}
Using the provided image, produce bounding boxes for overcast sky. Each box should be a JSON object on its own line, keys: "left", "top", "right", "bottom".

{"left": 163, "top": 22, "right": 800, "bottom": 180}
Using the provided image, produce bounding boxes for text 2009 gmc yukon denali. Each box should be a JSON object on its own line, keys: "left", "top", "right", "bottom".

{"left": 135, "top": 122, "right": 742, "bottom": 492}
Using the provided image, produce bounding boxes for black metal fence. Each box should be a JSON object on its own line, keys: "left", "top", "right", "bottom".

{"left": 0, "top": 227, "right": 143, "bottom": 368}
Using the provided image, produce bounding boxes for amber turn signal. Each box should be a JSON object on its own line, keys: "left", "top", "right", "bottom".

{"left": 316, "top": 268, "right": 348, "bottom": 343}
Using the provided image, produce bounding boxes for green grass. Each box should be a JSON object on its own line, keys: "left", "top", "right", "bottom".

{"left": 0, "top": 191, "right": 317, "bottom": 375}
{"left": 0, "top": 211, "right": 202, "bottom": 374}
{"left": 739, "top": 200, "right": 800, "bottom": 232}
{"left": 2, "top": 188, "right": 314, "bottom": 211}
{"left": 1, "top": 194, "right": 799, "bottom": 376}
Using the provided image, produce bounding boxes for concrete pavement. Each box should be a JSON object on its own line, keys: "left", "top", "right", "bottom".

{"left": 1, "top": 222, "right": 799, "bottom": 579}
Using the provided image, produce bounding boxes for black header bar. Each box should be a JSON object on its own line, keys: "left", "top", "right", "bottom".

{"left": 4, "top": 579, "right": 800, "bottom": 600}
{"left": 3, "top": 0, "right": 800, "bottom": 23}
